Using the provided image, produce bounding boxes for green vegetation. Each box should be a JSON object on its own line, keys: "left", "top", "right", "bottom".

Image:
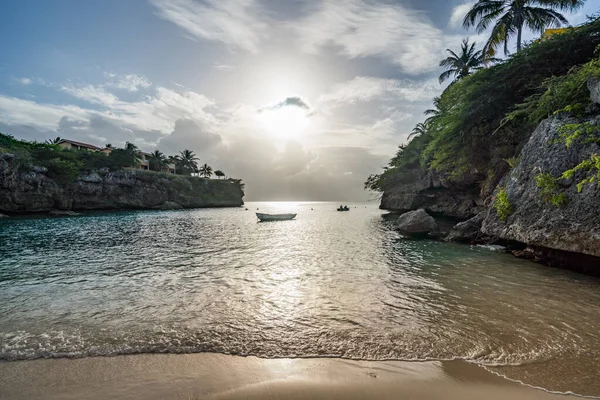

{"left": 366, "top": 16, "right": 600, "bottom": 197}
{"left": 464, "top": 0, "right": 584, "bottom": 55}
{"left": 554, "top": 122, "right": 600, "bottom": 147}
{"left": 493, "top": 187, "right": 513, "bottom": 221}
{"left": 562, "top": 154, "right": 600, "bottom": 192}
{"left": 0, "top": 133, "right": 231, "bottom": 184}
{"left": 535, "top": 172, "right": 568, "bottom": 206}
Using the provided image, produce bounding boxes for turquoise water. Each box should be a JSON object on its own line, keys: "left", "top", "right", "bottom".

{"left": 1, "top": 202, "right": 600, "bottom": 394}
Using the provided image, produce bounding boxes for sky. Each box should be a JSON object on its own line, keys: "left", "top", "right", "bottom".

{"left": 1, "top": 0, "right": 597, "bottom": 201}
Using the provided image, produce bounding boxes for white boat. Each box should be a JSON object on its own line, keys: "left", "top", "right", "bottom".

{"left": 256, "top": 213, "right": 297, "bottom": 221}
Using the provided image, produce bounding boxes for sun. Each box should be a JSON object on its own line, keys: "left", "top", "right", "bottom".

{"left": 260, "top": 106, "right": 310, "bottom": 139}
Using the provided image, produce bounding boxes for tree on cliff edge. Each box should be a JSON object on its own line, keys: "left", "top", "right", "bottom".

{"left": 214, "top": 170, "right": 225, "bottom": 179}
{"left": 463, "top": 0, "right": 585, "bottom": 55}
{"left": 438, "top": 39, "right": 490, "bottom": 83}
{"left": 200, "top": 163, "right": 213, "bottom": 178}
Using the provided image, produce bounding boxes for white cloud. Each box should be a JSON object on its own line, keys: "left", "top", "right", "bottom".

{"left": 60, "top": 84, "right": 120, "bottom": 106}
{"left": 294, "top": 0, "right": 447, "bottom": 74}
{"left": 151, "top": 0, "right": 269, "bottom": 53}
{"left": 319, "top": 76, "right": 441, "bottom": 106}
{"left": 18, "top": 78, "right": 32, "bottom": 85}
{"left": 0, "top": 95, "right": 90, "bottom": 131}
{"left": 449, "top": 2, "right": 473, "bottom": 29}
{"left": 109, "top": 74, "right": 152, "bottom": 92}
{"left": 213, "top": 63, "right": 235, "bottom": 71}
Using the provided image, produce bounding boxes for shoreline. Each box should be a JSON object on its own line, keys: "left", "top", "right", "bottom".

{"left": 0, "top": 353, "right": 577, "bottom": 400}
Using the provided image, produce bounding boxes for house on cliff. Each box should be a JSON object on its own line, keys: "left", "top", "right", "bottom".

{"left": 57, "top": 139, "right": 175, "bottom": 174}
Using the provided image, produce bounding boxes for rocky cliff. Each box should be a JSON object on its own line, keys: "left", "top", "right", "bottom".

{"left": 379, "top": 168, "right": 484, "bottom": 219}
{"left": 0, "top": 154, "right": 244, "bottom": 213}
{"left": 481, "top": 114, "right": 600, "bottom": 259}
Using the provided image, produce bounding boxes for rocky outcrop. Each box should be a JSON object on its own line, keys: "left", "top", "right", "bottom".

{"left": 588, "top": 76, "right": 600, "bottom": 105}
{"left": 481, "top": 115, "right": 600, "bottom": 258}
{"left": 380, "top": 168, "right": 483, "bottom": 219}
{"left": 48, "top": 210, "right": 80, "bottom": 216}
{"left": 0, "top": 156, "right": 244, "bottom": 214}
{"left": 446, "top": 212, "right": 489, "bottom": 243}
{"left": 397, "top": 209, "right": 439, "bottom": 236}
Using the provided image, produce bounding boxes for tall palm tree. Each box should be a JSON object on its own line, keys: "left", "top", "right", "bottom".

{"left": 438, "top": 39, "right": 489, "bottom": 83}
{"left": 178, "top": 149, "right": 199, "bottom": 174}
{"left": 123, "top": 141, "right": 141, "bottom": 167}
{"left": 45, "top": 136, "right": 62, "bottom": 144}
{"left": 148, "top": 150, "right": 167, "bottom": 172}
{"left": 408, "top": 122, "right": 429, "bottom": 140}
{"left": 199, "top": 163, "right": 213, "bottom": 178}
{"left": 214, "top": 170, "right": 225, "bottom": 179}
{"left": 463, "top": 0, "right": 585, "bottom": 55}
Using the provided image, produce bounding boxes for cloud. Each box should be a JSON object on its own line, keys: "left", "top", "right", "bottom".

{"left": 319, "top": 76, "right": 441, "bottom": 106}
{"left": 18, "top": 78, "right": 32, "bottom": 85}
{"left": 449, "top": 2, "right": 473, "bottom": 29}
{"left": 213, "top": 63, "right": 235, "bottom": 71}
{"left": 60, "top": 84, "right": 120, "bottom": 106}
{"left": 294, "top": 0, "right": 447, "bottom": 74}
{"left": 157, "top": 119, "right": 223, "bottom": 155}
{"left": 108, "top": 74, "right": 152, "bottom": 92}
{"left": 151, "top": 0, "right": 269, "bottom": 53}
{"left": 261, "top": 96, "right": 311, "bottom": 112}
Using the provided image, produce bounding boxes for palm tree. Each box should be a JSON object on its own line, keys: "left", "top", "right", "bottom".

{"left": 439, "top": 39, "right": 488, "bottom": 83}
{"left": 199, "top": 163, "right": 213, "bottom": 178}
{"left": 408, "top": 122, "right": 429, "bottom": 140}
{"left": 178, "top": 149, "right": 199, "bottom": 175}
{"left": 463, "top": 0, "right": 584, "bottom": 55}
{"left": 45, "top": 136, "right": 62, "bottom": 144}
{"left": 148, "top": 150, "right": 167, "bottom": 172}
{"left": 214, "top": 170, "right": 225, "bottom": 179}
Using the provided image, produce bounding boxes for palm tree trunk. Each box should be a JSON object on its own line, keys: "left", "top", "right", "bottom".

{"left": 516, "top": 23, "right": 523, "bottom": 52}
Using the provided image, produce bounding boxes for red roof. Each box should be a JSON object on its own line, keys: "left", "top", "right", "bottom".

{"left": 58, "top": 139, "right": 104, "bottom": 151}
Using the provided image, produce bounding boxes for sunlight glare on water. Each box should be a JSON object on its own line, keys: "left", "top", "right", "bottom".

{"left": 1, "top": 202, "right": 600, "bottom": 395}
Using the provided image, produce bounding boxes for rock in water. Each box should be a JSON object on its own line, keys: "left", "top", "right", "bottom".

{"left": 397, "top": 209, "right": 438, "bottom": 237}
{"left": 446, "top": 212, "right": 486, "bottom": 243}
{"left": 0, "top": 213, "right": 8, "bottom": 218}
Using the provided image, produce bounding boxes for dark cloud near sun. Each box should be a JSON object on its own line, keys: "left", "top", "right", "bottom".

{"left": 260, "top": 96, "right": 311, "bottom": 112}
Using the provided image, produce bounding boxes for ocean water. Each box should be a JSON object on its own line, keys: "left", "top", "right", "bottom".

{"left": 1, "top": 202, "right": 600, "bottom": 395}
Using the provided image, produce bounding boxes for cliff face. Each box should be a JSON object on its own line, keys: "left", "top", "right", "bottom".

{"left": 481, "top": 115, "right": 600, "bottom": 258}
{"left": 0, "top": 155, "right": 244, "bottom": 213}
{"left": 379, "top": 168, "right": 484, "bottom": 219}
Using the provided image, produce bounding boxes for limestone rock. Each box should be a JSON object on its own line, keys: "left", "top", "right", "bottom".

{"left": 397, "top": 209, "right": 438, "bottom": 236}
{"left": 380, "top": 168, "right": 483, "bottom": 219}
{"left": 588, "top": 76, "right": 600, "bottom": 105}
{"left": 446, "top": 212, "right": 486, "bottom": 243}
{"left": 481, "top": 115, "right": 600, "bottom": 258}
{"left": 0, "top": 158, "right": 245, "bottom": 214}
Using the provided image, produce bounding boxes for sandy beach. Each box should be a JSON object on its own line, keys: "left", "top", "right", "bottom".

{"left": 0, "top": 353, "right": 575, "bottom": 400}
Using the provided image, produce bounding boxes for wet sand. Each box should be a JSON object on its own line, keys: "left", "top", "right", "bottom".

{"left": 0, "top": 353, "right": 575, "bottom": 400}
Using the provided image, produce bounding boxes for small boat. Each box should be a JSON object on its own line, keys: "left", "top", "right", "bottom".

{"left": 256, "top": 213, "right": 297, "bottom": 221}
{"left": 337, "top": 206, "right": 350, "bottom": 211}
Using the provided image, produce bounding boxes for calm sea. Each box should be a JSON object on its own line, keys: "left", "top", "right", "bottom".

{"left": 1, "top": 202, "right": 600, "bottom": 395}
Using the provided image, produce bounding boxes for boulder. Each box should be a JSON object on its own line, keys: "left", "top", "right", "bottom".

{"left": 446, "top": 212, "right": 486, "bottom": 243}
{"left": 588, "top": 76, "right": 600, "bottom": 105}
{"left": 397, "top": 209, "right": 438, "bottom": 236}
